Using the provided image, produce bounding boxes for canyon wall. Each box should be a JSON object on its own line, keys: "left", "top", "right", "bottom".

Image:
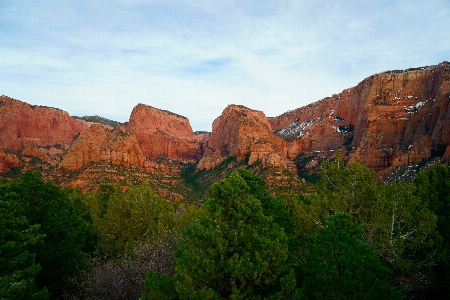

{"left": 270, "top": 61, "right": 450, "bottom": 171}
{"left": 198, "top": 105, "right": 301, "bottom": 173}
{"left": 0, "top": 96, "right": 90, "bottom": 152}
{"left": 127, "top": 104, "right": 201, "bottom": 162}
{"left": 1, "top": 61, "right": 449, "bottom": 185}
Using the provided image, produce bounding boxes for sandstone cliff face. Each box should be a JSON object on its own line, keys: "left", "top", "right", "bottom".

{"left": 127, "top": 104, "right": 201, "bottom": 162}
{"left": 194, "top": 132, "right": 211, "bottom": 154}
{"left": 60, "top": 124, "right": 113, "bottom": 170}
{"left": 198, "top": 105, "right": 301, "bottom": 172}
{"left": 60, "top": 124, "right": 150, "bottom": 171}
{"left": 0, "top": 149, "right": 20, "bottom": 173}
{"left": 0, "top": 96, "right": 90, "bottom": 152}
{"left": 270, "top": 62, "right": 450, "bottom": 172}
{"left": 22, "top": 146, "right": 65, "bottom": 166}
{"left": 2, "top": 62, "right": 450, "bottom": 189}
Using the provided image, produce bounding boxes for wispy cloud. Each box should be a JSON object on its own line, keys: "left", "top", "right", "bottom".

{"left": 1, "top": 0, "right": 449, "bottom": 130}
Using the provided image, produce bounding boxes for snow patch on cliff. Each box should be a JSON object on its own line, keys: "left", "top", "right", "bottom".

{"left": 275, "top": 119, "right": 314, "bottom": 140}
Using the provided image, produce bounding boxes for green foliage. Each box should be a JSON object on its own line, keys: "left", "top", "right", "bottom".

{"left": 414, "top": 163, "right": 450, "bottom": 290}
{"left": 236, "top": 169, "right": 295, "bottom": 235}
{"left": 95, "top": 183, "right": 116, "bottom": 217}
{"left": 369, "top": 182, "right": 437, "bottom": 287}
{"left": 313, "top": 154, "right": 378, "bottom": 220}
{"left": 141, "top": 269, "right": 179, "bottom": 300}
{"left": 90, "top": 182, "right": 177, "bottom": 255}
{"left": 302, "top": 154, "right": 438, "bottom": 290}
{"left": 276, "top": 192, "right": 314, "bottom": 239}
{"left": 0, "top": 193, "right": 49, "bottom": 300}
{"left": 0, "top": 170, "right": 92, "bottom": 297}
{"left": 174, "top": 170, "right": 297, "bottom": 299}
{"left": 300, "top": 213, "right": 401, "bottom": 300}
{"left": 72, "top": 115, "right": 121, "bottom": 128}
{"left": 66, "top": 188, "right": 98, "bottom": 255}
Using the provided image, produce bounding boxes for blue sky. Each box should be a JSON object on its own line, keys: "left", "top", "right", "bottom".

{"left": 1, "top": 0, "right": 449, "bottom": 131}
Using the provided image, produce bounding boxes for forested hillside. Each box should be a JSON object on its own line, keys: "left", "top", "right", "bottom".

{"left": 1, "top": 158, "right": 449, "bottom": 299}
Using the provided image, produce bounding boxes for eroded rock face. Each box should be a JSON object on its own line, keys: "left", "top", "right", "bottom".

{"left": 2, "top": 61, "right": 449, "bottom": 185}
{"left": 127, "top": 104, "right": 201, "bottom": 162}
{"left": 60, "top": 124, "right": 112, "bottom": 170}
{"left": 271, "top": 61, "right": 450, "bottom": 172}
{"left": 0, "top": 149, "right": 20, "bottom": 173}
{"left": 22, "top": 146, "right": 65, "bottom": 166}
{"left": 0, "top": 96, "right": 90, "bottom": 152}
{"left": 198, "top": 105, "right": 301, "bottom": 172}
{"left": 60, "top": 124, "right": 148, "bottom": 170}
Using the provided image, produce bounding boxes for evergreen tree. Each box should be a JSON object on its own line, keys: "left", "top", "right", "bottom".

{"left": 414, "top": 163, "right": 450, "bottom": 291}
{"left": 93, "top": 182, "right": 177, "bottom": 255}
{"left": 173, "top": 170, "right": 297, "bottom": 299}
{"left": 0, "top": 170, "right": 92, "bottom": 297}
{"left": 300, "top": 213, "right": 401, "bottom": 300}
{"left": 141, "top": 269, "right": 179, "bottom": 300}
{"left": 304, "top": 155, "right": 438, "bottom": 290}
{"left": 0, "top": 194, "right": 49, "bottom": 300}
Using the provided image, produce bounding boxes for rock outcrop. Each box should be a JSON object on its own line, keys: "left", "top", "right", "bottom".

{"left": 270, "top": 61, "right": 450, "bottom": 172}
{"left": 59, "top": 124, "right": 153, "bottom": 171}
{"left": 0, "top": 149, "right": 20, "bottom": 173}
{"left": 22, "top": 146, "right": 66, "bottom": 166}
{"left": 59, "top": 104, "right": 204, "bottom": 173}
{"left": 198, "top": 105, "right": 301, "bottom": 173}
{"left": 127, "top": 104, "right": 201, "bottom": 162}
{"left": 60, "top": 124, "right": 114, "bottom": 170}
{"left": 1, "top": 61, "right": 450, "bottom": 190}
{"left": 0, "top": 96, "right": 90, "bottom": 152}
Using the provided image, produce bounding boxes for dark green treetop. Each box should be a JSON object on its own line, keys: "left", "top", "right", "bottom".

{"left": 0, "top": 192, "right": 49, "bottom": 300}
{"left": 299, "top": 213, "right": 401, "bottom": 300}
{"left": 0, "top": 170, "right": 92, "bottom": 297}
{"left": 173, "top": 170, "right": 297, "bottom": 299}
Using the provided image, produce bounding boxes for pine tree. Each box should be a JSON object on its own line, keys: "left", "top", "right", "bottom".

{"left": 1, "top": 170, "right": 92, "bottom": 297}
{"left": 0, "top": 190, "right": 49, "bottom": 300}
{"left": 173, "top": 170, "right": 297, "bottom": 299}
{"left": 300, "top": 213, "right": 401, "bottom": 300}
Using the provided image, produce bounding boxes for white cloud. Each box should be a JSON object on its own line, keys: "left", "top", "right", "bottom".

{"left": 1, "top": 0, "right": 449, "bottom": 131}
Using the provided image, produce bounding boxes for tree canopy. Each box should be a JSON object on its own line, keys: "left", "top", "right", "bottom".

{"left": 299, "top": 213, "right": 401, "bottom": 300}
{"left": 0, "top": 194, "right": 49, "bottom": 300}
{"left": 0, "top": 170, "right": 92, "bottom": 297}
{"left": 174, "top": 170, "right": 297, "bottom": 299}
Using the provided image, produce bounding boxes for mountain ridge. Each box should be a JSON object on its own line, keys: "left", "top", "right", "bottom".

{"left": 1, "top": 61, "right": 449, "bottom": 199}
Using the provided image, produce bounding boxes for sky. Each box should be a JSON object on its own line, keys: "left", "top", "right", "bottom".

{"left": 1, "top": 0, "right": 449, "bottom": 131}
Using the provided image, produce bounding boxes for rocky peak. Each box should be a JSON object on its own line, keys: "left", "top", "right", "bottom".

{"left": 126, "top": 103, "right": 201, "bottom": 161}
{"left": 0, "top": 96, "right": 90, "bottom": 152}
{"left": 271, "top": 61, "right": 450, "bottom": 172}
{"left": 198, "top": 104, "right": 300, "bottom": 172}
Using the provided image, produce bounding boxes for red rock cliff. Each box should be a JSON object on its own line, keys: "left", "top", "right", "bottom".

{"left": 127, "top": 104, "right": 201, "bottom": 162}
{"left": 198, "top": 105, "right": 301, "bottom": 172}
{"left": 0, "top": 96, "right": 90, "bottom": 152}
{"left": 59, "top": 124, "right": 152, "bottom": 171}
{"left": 270, "top": 61, "right": 450, "bottom": 171}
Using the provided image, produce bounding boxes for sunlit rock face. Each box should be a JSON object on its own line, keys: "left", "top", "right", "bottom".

{"left": 0, "top": 96, "right": 90, "bottom": 152}
{"left": 0, "top": 149, "right": 20, "bottom": 173}
{"left": 60, "top": 103, "right": 204, "bottom": 172}
{"left": 198, "top": 105, "right": 301, "bottom": 173}
{"left": 60, "top": 124, "right": 149, "bottom": 171}
{"left": 127, "top": 104, "right": 201, "bottom": 162}
{"left": 1, "top": 62, "right": 450, "bottom": 182}
{"left": 270, "top": 61, "right": 450, "bottom": 172}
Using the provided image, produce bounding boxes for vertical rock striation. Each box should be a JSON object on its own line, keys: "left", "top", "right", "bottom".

{"left": 0, "top": 96, "right": 90, "bottom": 152}
{"left": 198, "top": 105, "right": 301, "bottom": 173}
{"left": 127, "top": 104, "right": 201, "bottom": 162}
{"left": 270, "top": 61, "right": 450, "bottom": 172}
